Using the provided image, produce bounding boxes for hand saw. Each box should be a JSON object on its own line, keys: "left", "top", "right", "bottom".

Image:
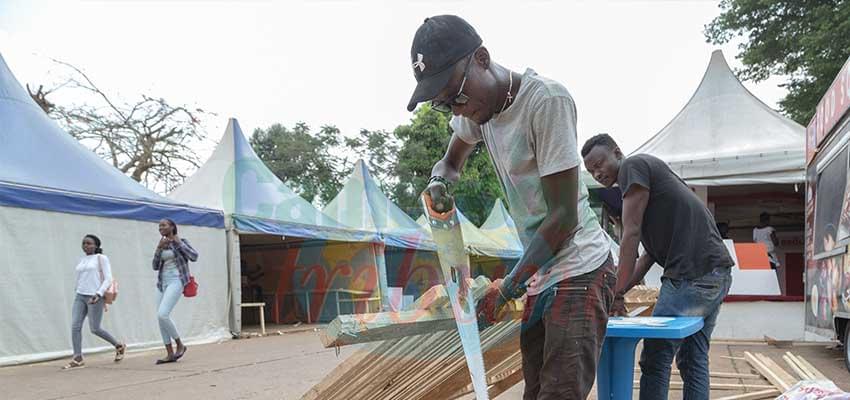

{"left": 421, "top": 192, "right": 488, "bottom": 400}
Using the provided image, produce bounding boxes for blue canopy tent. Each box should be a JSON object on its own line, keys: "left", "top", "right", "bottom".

{"left": 0, "top": 52, "right": 229, "bottom": 366}
{"left": 171, "top": 119, "right": 382, "bottom": 325}
{"left": 324, "top": 160, "right": 441, "bottom": 307}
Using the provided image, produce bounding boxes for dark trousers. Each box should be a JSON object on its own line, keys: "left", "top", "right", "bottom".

{"left": 520, "top": 258, "right": 617, "bottom": 400}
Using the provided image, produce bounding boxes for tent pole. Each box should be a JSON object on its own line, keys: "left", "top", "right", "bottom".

{"left": 373, "top": 242, "right": 390, "bottom": 311}
{"left": 226, "top": 228, "right": 243, "bottom": 336}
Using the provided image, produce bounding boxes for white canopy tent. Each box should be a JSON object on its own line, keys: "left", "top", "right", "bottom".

{"left": 0, "top": 53, "right": 230, "bottom": 366}
{"left": 633, "top": 50, "right": 806, "bottom": 186}
{"left": 630, "top": 50, "right": 806, "bottom": 297}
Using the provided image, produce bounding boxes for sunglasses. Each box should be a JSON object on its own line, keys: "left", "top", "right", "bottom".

{"left": 431, "top": 53, "right": 474, "bottom": 113}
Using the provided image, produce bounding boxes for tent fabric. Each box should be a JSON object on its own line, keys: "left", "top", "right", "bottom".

{"left": 323, "top": 160, "right": 435, "bottom": 250}
{"left": 479, "top": 199, "right": 524, "bottom": 254}
{"left": 0, "top": 52, "right": 230, "bottom": 366}
{"left": 632, "top": 50, "right": 806, "bottom": 186}
{"left": 0, "top": 54, "right": 223, "bottom": 228}
{"left": 170, "top": 119, "right": 378, "bottom": 243}
{"left": 0, "top": 208, "right": 229, "bottom": 366}
{"left": 0, "top": 182, "right": 223, "bottom": 228}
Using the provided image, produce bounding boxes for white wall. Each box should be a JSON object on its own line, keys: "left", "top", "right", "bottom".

{"left": 711, "top": 301, "right": 824, "bottom": 340}
{"left": 0, "top": 206, "right": 230, "bottom": 366}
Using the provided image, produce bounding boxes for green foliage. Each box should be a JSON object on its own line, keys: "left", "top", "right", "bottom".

{"left": 250, "top": 105, "right": 504, "bottom": 225}
{"left": 250, "top": 122, "right": 346, "bottom": 205}
{"left": 345, "top": 128, "right": 400, "bottom": 193}
{"left": 391, "top": 104, "right": 504, "bottom": 225}
{"left": 705, "top": 0, "right": 850, "bottom": 125}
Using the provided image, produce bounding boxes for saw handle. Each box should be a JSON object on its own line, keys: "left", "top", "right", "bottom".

{"left": 423, "top": 185, "right": 455, "bottom": 218}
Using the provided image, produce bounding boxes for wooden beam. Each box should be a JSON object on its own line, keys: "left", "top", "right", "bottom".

{"left": 782, "top": 354, "right": 810, "bottom": 380}
{"left": 305, "top": 279, "right": 659, "bottom": 400}
{"left": 487, "top": 368, "right": 524, "bottom": 399}
{"left": 633, "top": 368, "right": 763, "bottom": 380}
{"left": 755, "top": 353, "right": 798, "bottom": 389}
{"left": 792, "top": 354, "right": 827, "bottom": 380}
{"left": 744, "top": 351, "right": 792, "bottom": 391}
{"left": 632, "top": 381, "right": 774, "bottom": 390}
{"left": 321, "top": 279, "right": 522, "bottom": 348}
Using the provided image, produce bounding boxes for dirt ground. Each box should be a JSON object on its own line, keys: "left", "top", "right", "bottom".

{"left": 1, "top": 325, "right": 847, "bottom": 400}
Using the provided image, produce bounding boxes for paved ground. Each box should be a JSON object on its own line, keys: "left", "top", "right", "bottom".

{"left": 1, "top": 326, "right": 847, "bottom": 400}
{"left": 0, "top": 325, "right": 354, "bottom": 400}
{"left": 494, "top": 341, "right": 850, "bottom": 399}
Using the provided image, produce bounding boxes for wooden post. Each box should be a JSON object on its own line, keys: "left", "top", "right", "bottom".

{"left": 259, "top": 304, "right": 266, "bottom": 335}
{"left": 373, "top": 242, "right": 389, "bottom": 311}
{"left": 335, "top": 290, "right": 340, "bottom": 317}
{"left": 305, "top": 292, "right": 312, "bottom": 324}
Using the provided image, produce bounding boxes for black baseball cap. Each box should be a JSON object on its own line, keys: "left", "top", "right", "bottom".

{"left": 406, "top": 15, "right": 482, "bottom": 112}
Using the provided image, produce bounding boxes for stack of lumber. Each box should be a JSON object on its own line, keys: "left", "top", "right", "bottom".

{"left": 623, "top": 285, "right": 659, "bottom": 316}
{"left": 704, "top": 351, "right": 830, "bottom": 400}
{"left": 304, "top": 278, "right": 659, "bottom": 400}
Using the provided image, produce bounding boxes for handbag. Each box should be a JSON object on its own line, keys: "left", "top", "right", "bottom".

{"left": 183, "top": 275, "right": 198, "bottom": 297}
{"left": 97, "top": 255, "right": 119, "bottom": 305}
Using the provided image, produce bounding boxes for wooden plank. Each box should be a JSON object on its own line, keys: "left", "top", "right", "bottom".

{"left": 793, "top": 355, "right": 827, "bottom": 380}
{"left": 782, "top": 354, "right": 810, "bottom": 380}
{"left": 321, "top": 307, "right": 459, "bottom": 347}
{"left": 487, "top": 368, "right": 524, "bottom": 399}
{"left": 712, "top": 388, "right": 782, "bottom": 400}
{"left": 424, "top": 331, "right": 521, "bottom": 400}
{"left": 304, "top": 277, "right": 661, "bottom": 400}
{"left": 633, "top": 368, "right": 763, "bottom": 380}
{"left": 401, "top": 321, "right": 519, "bottom": 400}
{"left": 784, "top": 352, "right": 812, "bottom": 379}
{"left": 633, "top": 381, "right": 774, "bottom": 390}
{"left": 754, "top": 353, "right": 798, "bottom": 389}
{"left": 300, "top": 341, "right": 385, "bottom": 400}
{"left": 764, "top": 335, "right": 793, "bottom": 348}
{"left": 743, "top": 351, "right": 792, "bottom": 391}
{"left": 321, "top": 295, "right": 522, "bottom": 348}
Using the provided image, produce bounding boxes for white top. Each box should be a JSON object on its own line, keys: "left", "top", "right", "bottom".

{"left": 752, "top": 226, "right": 779, "bottom": 265}
{"left": 160, "top": 249, "right": 178, "bottom": 271}
{"left": 75, "top": 254, "right": 112, "bottom": 296}
{"left": 451, "top": 68, "right": 612, "bottom": 296}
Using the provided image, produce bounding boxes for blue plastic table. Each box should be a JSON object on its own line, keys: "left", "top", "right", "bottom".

{"left": 596, "top": 317, "right": 704, "bottom": 400}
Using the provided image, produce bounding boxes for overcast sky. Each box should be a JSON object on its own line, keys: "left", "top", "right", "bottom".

{"left": 1, "top": 0, "right": 790, "bottom": 165}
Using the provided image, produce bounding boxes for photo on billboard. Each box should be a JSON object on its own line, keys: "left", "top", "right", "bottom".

{"left": 806, "top": 255, "right": 843, "bottom": 332}
{"left": 843, "top": 254, "right": 850, "bottom": 315}
{"left": 814, "top": 146, "right": 848, "bottom": 255}
{"left": 838, "top": 126, "right": 850, "bottom": 242}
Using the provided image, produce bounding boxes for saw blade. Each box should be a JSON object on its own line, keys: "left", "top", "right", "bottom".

{"left": 421, "top": 193, "right": 489, "bottom": 400}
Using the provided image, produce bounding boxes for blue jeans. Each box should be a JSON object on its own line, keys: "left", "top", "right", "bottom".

{"left": 639, "top": 267, "right": 732, "bottom": 400}
{"left": 71, "top": 293, "right": 120, "bottom": 358}
{"left": 157, "top": 268, "right": 183, "bottom": 345}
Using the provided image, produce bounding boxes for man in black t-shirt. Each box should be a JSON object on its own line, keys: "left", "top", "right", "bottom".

{"left": 582, "top": 134, "right": 734, "bottom": 400}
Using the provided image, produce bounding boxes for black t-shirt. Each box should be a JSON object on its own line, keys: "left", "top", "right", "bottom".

{"left": 618, "top": 154, "right": 734, "bottom": 280}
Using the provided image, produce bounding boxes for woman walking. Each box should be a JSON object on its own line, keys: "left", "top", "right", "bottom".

{"left": 63, "top": 234, "right": 126, "bottom": 370}
{"left": 152, "top": 219, "right": 198, "bottom": 364}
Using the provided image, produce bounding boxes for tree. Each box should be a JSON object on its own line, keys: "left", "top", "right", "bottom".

{"left": 705, "top": 0, "right": 850, "bottom": 125}
{"left": 28, "top": 59, "right": 209, "bottom": 192}
{"left": 345, "top": 128, "right": 400, "bottom": 193}
{"left": 391, "top": 104, "right": 504, "bottom": 225}
{"left": 250, "top": 122, "right": 348, "bottom": 205}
